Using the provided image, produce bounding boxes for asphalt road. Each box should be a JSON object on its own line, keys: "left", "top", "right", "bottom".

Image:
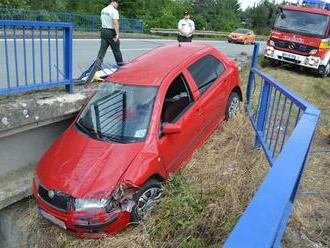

{"left": 0, "top": 39, "right": 265, "bottom": 89}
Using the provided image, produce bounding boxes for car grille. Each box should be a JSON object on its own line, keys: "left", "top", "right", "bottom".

{"left": 38, "top": 185, "right": 71, "bottom": 212}
{"left": 271, "top": 38, "right": 316, "bottom": 55}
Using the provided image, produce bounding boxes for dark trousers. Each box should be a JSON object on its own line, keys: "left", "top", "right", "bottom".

{"left": 177, "top": 35, "right": 192, "bottom": 42}
{"left": 97, "top": 28, "right": 123, "bottom": 65}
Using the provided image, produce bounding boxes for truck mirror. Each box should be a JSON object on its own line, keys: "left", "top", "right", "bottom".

{"left": 281, "top": 13, "right": 286, "bottom": 19}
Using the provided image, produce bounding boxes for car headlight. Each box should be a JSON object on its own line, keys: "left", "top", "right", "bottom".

{"left": 75, "top": 198, "right": 111, "bottom": 211}
{"left": 74, "top": 183, "right": 138, "bottom": 212}
{"left": 269, "top": 40, "right": 275, "bottom": 47}
{"left": 309, "top": 49, "right": 318, "bottom": 55}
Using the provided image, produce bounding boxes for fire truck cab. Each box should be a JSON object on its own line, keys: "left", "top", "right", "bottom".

{"left": 265, "top": 0, "right": 330, "bottom": 77}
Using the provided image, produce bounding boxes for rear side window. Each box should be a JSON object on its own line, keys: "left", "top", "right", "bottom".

{"left": 188, "top": 55, "right": 225, "bottom": 94}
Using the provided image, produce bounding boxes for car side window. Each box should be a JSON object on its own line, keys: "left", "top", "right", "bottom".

{"left": 161, "top": 74, "right": 194, "bottom": 124}
{"left": 188, "top": 55, "right": 225, "bottom": 95}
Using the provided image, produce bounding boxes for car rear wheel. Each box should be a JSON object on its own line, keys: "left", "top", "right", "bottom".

{"left": 131, "top": 179, "right": 162, "bottom": 222}
{"left": 226, "top": 92, "right": 241, "bottom": 119}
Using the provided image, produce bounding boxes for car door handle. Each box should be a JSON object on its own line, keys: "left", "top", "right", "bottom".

{"left": 197, "top": 108, "right": 203, "bottom": 115}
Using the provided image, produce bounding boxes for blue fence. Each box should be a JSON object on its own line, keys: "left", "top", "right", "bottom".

{"left": 0, "top": 7, "right": 144, "bottom": 33}
{"left": 224, "top": 43, "right": 321, "bottom": 247}
{"left": 0, "top": 20, "right": 73, "bottom": 95}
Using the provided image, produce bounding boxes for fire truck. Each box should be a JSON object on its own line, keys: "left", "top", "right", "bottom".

{"left": 265, "top": 0, "right": 330, "bottom": 77}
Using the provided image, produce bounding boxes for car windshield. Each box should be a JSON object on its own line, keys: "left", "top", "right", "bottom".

{"left": 234, "top": 28, "right": 249, "bottom": 34}
{"left": 274, "top": 10, "right": 330, "bottom": 38}
{"left": 76, "top": 82, "right": 158, "bottom": 143}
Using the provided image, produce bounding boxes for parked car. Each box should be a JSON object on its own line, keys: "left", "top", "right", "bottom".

{"left": 33, "top": 43, "right": 242, "bottom": 238}
{"left": 228, "top": 28, "right": 256, "bottom": 44}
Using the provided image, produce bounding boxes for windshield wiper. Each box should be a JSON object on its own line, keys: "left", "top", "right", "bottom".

{"left": 75, "top": 121, "right": 98, "bottom": 138}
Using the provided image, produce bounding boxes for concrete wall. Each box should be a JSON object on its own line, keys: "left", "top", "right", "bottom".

{"left": 0, "top": 119, "right": 72, "bottom": 178}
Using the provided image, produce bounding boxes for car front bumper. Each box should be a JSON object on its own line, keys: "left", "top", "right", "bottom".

{"left": 264, "top": 46, "right": 321, "bottom": 69}
{"left": 33, "top": 182, "right": 132, "bottom": 238}
{"left": 228, "top": 37, "right": 245, "bottom": 43}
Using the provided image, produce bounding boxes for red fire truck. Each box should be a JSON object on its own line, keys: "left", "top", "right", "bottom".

{"left": 265, "top": 2, "right": 330, "bottom": 77}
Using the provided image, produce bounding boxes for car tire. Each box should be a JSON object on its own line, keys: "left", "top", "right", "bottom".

{"left": 131, "top": 178, "right": 162, "bottom": 223}
{"left": 225, "top": 92, "right": 241, "bottom": 120}
{"left": 318, "top": 62, "right": 330, "bottom": 78}
{"left": 228, "top": 39, "right": 232, "bottom": 43}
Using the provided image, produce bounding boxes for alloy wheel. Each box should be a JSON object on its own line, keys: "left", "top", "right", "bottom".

{"left": 228, "top": 95, "right": 241, "bottom": 118}
{"left": 136, "top": 187, "right": 162, "bottom": 219}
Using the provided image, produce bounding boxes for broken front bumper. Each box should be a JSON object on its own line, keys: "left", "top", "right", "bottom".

{"left": 33, "top": 181, "right": 133, "bottom": 238}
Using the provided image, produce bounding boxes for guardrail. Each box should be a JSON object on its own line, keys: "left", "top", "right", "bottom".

{"left": 150, "top": 28, "right": 268, "bottom": 40}
{"left": 224, "top": 43, "right": 320, "bottom": 247}
{"left": 0, "top": 7, "right": 144, "bottom": 33}
{"left": 0, "top": 20, "right": 73, "bottom": 95}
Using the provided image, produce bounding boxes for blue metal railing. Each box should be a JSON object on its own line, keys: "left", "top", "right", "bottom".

{"left": 0, "top": 20, "right": 73, "bottom": 95}
{"left": 0, "top": 7, "right": 144, "bottom": 33}
{"left": 224, "top": 43, "right": 321, "bottom": 247}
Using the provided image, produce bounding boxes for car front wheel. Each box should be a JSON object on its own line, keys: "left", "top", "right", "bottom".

{"left": 226, "top": 92, "right": 241, "bottom": 119}
{"left": 131, "top": 179, "right": 162, "bottom": 222}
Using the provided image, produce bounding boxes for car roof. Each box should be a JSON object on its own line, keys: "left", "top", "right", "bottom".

{"left": 283, "top": 5, "right": 330, "bottom": 16}
{"left": 108, "top": 43, "right": 213, "bottom": 86}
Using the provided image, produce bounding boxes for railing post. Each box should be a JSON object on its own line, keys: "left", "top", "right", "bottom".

{"left": 255, "top": 80, "right": 271, "bottom": 148}
{"left": 63, "top": 24, "right": 73, "bottom": 93}
{"left": 246, "top": 43, "right": 260, "bottom": 108}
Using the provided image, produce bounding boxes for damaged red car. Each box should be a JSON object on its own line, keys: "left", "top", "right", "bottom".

{"left": 33, "top": 43, "right": 242, "bottom": 238}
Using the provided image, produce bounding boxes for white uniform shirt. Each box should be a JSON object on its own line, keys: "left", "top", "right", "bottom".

{"left": 178, "top": 19, "right": 195, "bottom": 37}
{"left": 101, "top": 5, "right": 119, "bottom": 29}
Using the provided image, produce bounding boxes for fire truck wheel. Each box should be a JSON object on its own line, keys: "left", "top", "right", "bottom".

{"left": 269, "top": 59, "right": 281, "bottom": 67}
{"left": 319, "top": 62, "right": 330, "bottom": 78}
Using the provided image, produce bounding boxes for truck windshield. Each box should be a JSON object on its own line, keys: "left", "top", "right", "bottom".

{"left": 75, "top": 83, "right": 158, "bottom": 143}
{"left": 274, "top": 10, "right": 330, "bottom": 38}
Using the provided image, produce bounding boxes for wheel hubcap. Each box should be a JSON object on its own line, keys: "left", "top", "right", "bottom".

{"left": 136, "top": 187, "right": 162, "bottom": 219}
{"left": 228, "top": 96, "right": 241, "bottom": 118}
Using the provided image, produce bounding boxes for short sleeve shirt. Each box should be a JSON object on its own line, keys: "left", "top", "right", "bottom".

{"left": 178, "top": 19, "right": 195, "bottom": 37}
{"left": 101, "top": 5, "right": 119, "bottom": 29}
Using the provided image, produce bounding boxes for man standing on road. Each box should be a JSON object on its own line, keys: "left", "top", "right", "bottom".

{"left": 97, "top": 0, "right": 123, "bottom": 66}
{"left": 177, "top": 11, "right": 195, "bottom": 42}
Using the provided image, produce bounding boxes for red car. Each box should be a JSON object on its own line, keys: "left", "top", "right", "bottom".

{"left": 33, "top": 43, "right": 242, "bottom": 238}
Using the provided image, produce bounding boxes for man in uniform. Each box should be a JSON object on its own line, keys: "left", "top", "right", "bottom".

{"left": 97, "top": 0, "right": 123, "bottom": 66}
{"left": 177, "top": 11, "right": 195, "bottom": 42}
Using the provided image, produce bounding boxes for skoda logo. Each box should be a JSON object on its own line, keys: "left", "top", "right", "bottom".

{"left": 48, "top": 190, "right": 55, "bottom": 199}
{"left": 289, "top": 43, "right": 295, "bottom": 50}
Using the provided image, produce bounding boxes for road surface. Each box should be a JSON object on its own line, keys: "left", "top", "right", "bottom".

{"left": 0, "top": 39, "right": 265, "bottom": 88}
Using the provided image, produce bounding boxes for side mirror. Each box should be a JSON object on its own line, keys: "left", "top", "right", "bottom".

{"left": 162, "top": 123, "right": 182, "bottom": 135}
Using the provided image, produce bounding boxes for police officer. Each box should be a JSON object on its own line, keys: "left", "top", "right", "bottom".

{"left": 177, "top": 11, "right": 195, "bottom": 42}
{"left": 97, "top": 0, "right": 123, "bottom": 66}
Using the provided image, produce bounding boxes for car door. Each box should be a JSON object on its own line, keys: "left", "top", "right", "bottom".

{"left": 187, "top": 54, "right": 229, "bottom": 132}
{"left": 158, "top": 72, "right": 204, "bottom": 174}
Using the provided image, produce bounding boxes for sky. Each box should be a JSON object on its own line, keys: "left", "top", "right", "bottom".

{"left": 239, "top": 0, "right": 292, "bottom": 10}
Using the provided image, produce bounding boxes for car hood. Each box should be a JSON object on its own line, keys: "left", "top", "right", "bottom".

{"left": 37, "top": 126, "right": 144, "bottom": 199}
